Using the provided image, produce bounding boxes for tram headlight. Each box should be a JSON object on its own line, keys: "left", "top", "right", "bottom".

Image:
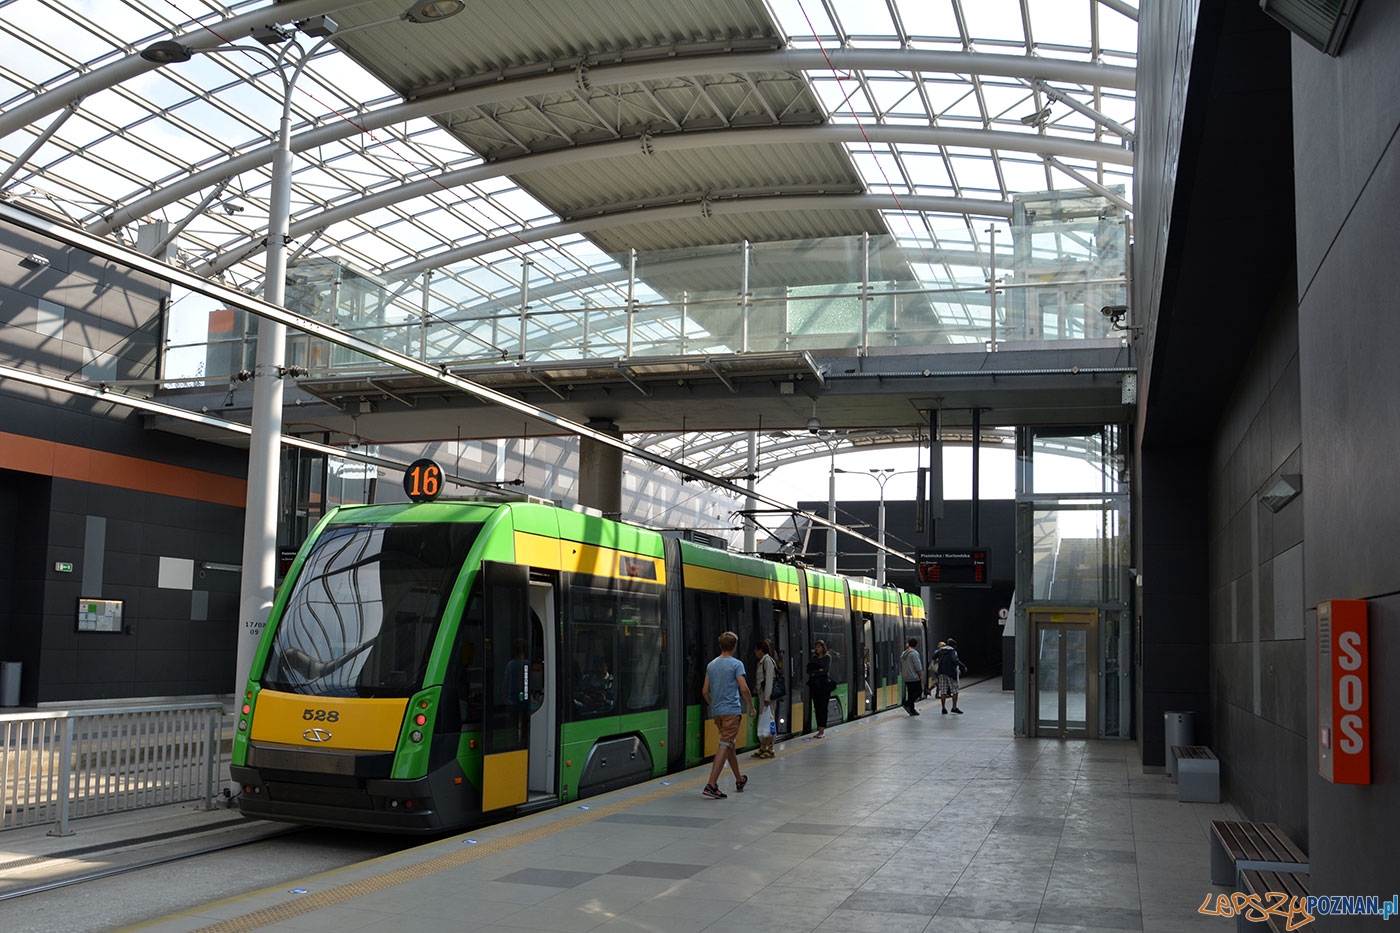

{"left": 410, "top": 730, "right": 423, "bottom": 742}
{"left": 238, "top": 719, "right": 248, "bottom": 731}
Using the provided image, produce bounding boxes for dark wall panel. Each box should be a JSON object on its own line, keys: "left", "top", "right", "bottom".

{"left": 34, "top": 477, "right": 243, "bottom": 701}
{"left": 1137, "top": 450, "right": 1209, "bottom": 766}
{"left": 1292, "top": 0, "right": 1400, "bottom": 911}
{"left": 1207, "top": 286, "right": 1306, "bottom": 848}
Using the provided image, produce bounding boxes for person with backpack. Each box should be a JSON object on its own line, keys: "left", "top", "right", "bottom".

{"left": 933, "top": 638, "right": 969, "bottom": 714}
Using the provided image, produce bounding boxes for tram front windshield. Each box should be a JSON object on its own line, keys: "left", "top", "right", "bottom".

{"left": 262, "top": 521, "right": 483, "bottom": 698}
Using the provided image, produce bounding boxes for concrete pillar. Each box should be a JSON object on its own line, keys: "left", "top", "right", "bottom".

{"left": 578, "top": 418, "right": 623, "bottom": 517}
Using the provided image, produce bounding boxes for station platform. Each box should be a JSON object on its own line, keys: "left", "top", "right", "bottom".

{"left": 119, "top": 681, "right": 1238, "bottom": 933}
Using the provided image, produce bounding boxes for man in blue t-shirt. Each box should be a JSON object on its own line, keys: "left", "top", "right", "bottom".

{"left": 701, "top": 631, "right": 752, "bottom": 799}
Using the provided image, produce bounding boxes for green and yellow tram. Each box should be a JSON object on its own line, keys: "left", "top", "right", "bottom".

{"left": 231, "top": 497, "right": 925, "bottom": 832}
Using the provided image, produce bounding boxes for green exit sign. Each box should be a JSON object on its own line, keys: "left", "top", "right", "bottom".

{"left": 55, "top": 561, "right": 73, "bottom": 573}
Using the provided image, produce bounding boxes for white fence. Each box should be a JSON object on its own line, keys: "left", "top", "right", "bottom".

{"left": 0, "top": 703, "right": 224, "bottom": 836}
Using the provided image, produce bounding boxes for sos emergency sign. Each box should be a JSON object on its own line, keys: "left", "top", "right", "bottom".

{"left": 1317, "top": 599, "right": 1370, "bottom": 784}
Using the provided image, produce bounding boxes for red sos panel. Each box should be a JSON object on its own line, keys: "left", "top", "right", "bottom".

{"left": 1317, "top": 599, "right": 1369, "bottom": 785}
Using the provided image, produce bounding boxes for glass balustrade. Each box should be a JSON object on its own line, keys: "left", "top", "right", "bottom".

{"left": 170, "top": 190, "right": 1128, "bottom": 386}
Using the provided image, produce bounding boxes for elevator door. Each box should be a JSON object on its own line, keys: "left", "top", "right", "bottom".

{"left": 1031, "top": 610, "right": 1096, "bottom": 738}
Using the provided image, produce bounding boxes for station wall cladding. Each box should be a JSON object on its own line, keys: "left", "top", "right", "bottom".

{"left": 1292, "top": 0, "right": 1400, "bottom": 910}
{"left": 0, "top": 222, "right": 248, "bottom": 703}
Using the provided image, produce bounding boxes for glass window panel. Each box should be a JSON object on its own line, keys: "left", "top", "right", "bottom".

{"left": 488, "top": 187, "right": 554, "bottom": 222}
{"left": 831, "top": 0, "right": 894, "bottom": 36}
{"left": 982, "top": 85, "right": 1037, "bottom": 123}
{"left": 1000, "top": 158, "right": 1049, "bottom": 192}
{"left": 865, "top": 76, "right": 921, "bottom": 115}
{"left": 920, "top": 78, "right": 977, "bottom": 117}
{"left": 939, "top": 89, "right": 988, "bottom": 123}
{"left": 768, "top": 0, "right": 836, "bottom": 37}
{"left": 378, "top": 219, "right": 445, "bottom": 254}
{"left": 304, "top": 55, "right": 394, "bottom": 105}
{"left": 411, "top": 208, "right": 479, "bottom": 242}
{"left": 1029, "top": 1, "right": 1091, "bottom": 49}
{"left": 946, "top": 154, "right": 1002, "bottom": 191}
{"left": 898, "top": 2, "right": 963, "bottom": 39}
{"left": 1036, "top": 627, "right": 1059, "bottom": 729}
{"left": 810, "top": 76, "right": 870, "bottom": 115}
{"left": 962, "top": 0, "right": 1028, "bottom": 43}
{"left": 49, "top": 112, "right": 113, "bottom": 150}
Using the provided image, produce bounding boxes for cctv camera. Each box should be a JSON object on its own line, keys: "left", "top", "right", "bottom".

{"left": 807, "top": 416, "right": 822, "bottom": 434}
{"left": 1100, "top": 304, "right": 1128, "bottom": 320}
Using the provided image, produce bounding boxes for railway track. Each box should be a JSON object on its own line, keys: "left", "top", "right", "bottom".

{"left": 0, "top": 807, "right": 418, "bottom": 932}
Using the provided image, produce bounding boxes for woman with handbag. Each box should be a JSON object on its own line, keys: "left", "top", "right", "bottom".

{"left": 806, "top": 639, "right": 833, "bottom": 738}
{"left": 752, "top": 640, "right": 778, "bottom": 758}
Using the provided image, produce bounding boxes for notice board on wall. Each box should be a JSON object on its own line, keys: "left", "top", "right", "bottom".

{"left": 77, "top": 598, "right": 124, "bottom": 633}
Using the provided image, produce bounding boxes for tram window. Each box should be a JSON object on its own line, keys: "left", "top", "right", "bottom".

{"left": 812, "top": 608, "right": 846, "bottom": 684}
{"left": 620, "top": 592, "right": 664, "bottom": 712}
{"left": 570, "top": 583, "right": 617, "bottom": 623}
{"left": 568, "top": 622, "right": 615, "bottom": 720}
{"left": 263, "top": 521, "right": 481, "bottom": 698}
{"left": 441, "top": 591, "right": 484, "bottom": 730}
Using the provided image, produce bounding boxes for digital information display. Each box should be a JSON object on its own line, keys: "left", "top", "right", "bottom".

{"left": 915, "top": 548, "right": 990, "bottom": 587}
{"left": 78, "top": 598, "right": 124, "bottom": 633}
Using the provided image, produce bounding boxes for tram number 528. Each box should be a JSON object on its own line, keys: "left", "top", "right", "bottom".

{"left": 302, "top": 709, "right": 340, "bottom": 722}
{"left": 404, "top": 458, "right": 444, "bottom": 502}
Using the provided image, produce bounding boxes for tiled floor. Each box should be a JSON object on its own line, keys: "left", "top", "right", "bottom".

{"left": 135, "top": 681, "right": 1241, "bottom": 933}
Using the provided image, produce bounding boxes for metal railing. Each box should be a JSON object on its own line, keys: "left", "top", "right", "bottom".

{"left": 172, "top": 219, "right": 1131, "bottom": 387}
{"left": 0, "top": 702, "right": 224, "bottom": 836}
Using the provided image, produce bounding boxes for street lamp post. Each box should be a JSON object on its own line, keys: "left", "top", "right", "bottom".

{"left": 834, "top": 467, "right": 913, "bottom": 585}
{"left": 141, "top": 2, "right": 465, "bottom": 697}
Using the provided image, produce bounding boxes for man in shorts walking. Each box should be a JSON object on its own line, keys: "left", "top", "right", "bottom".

{"left": 701, "top": 631, "right": 752, "bottom": 798}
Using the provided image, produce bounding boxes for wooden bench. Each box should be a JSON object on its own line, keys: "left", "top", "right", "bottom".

{"left": 1209, "top": 820, "right": 1309, "bottom": 886}
{"left": 1234, "top": 868, "right": 1311, "bottom": 933}
{"left": 1172, "top": 745, "right": 1219, "bottom": 802}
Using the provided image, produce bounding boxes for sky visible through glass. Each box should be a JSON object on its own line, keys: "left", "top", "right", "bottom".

{"left": 0, "top": 0, "right": 1137, "bottom": 508}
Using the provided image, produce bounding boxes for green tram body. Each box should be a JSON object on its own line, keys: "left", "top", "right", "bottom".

{"left": 231, "top": 500, "right": 926, "bottom": 833}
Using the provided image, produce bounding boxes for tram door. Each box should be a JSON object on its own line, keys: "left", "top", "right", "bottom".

{"left": 527, "top": 581, "right": 556, "bottom": 798}
{"left": 773, "top": 604, "right": 792, "bottom": 737}
{"left": 481, "top": 561, "right": 530, "bottom": 811}
{"left": 860, "top": 617, "right": 874, "bottom": 712}
{"left": 1030, "top": 609, "right": 1097, "bottom": 738}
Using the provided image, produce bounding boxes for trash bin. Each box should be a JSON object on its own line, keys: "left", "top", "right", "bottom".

{"left": 1164, "top": 710, "right": 1195, "bottom": 780}
{"left": 0, "top": 661, "right": 20, "bottom": 707}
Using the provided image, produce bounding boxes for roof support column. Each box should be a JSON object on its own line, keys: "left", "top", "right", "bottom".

{"left": 578, "top": 418, "right": 624, "bottom": 518}
{"left": 860, "top": 232, "right": 870, "bottom": 355}
{"left": 740, "top": 240, "right": 751, "bottom": 353}
{"left": 626, "top": 250, "right": 636, "bottom": 357}
{"left": 744, "top": 431, "right": 758, "bottom": 554}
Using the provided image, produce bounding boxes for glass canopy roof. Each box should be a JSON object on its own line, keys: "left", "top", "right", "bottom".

{"left": 0, "top": 0, "right": 1137, "bottom": 476}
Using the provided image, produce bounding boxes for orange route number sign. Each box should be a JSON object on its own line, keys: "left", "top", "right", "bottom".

{"left": 403, "top": 458, "right": 444, "bottom": 502}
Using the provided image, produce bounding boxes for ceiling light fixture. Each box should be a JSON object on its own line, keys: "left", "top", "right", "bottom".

{"left": 402, "top": 1, "right": 466, "bottom": 24}
{"left": 139, "top": 39, "right": 193, "bottom": 64}
{"left": 1259, "top": 474, "right": 1302, "bottom": 513}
